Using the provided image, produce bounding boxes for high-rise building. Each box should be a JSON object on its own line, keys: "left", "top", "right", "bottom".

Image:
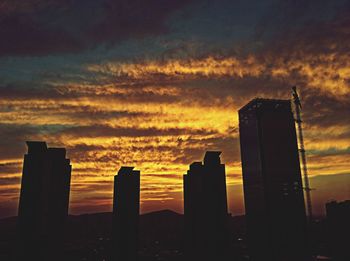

{"left": 183, "top": 151, "right": 229, "bottom": 261}
{"left": 238, "top": 98, "right": 309, "bottom": 261}
{"left": 113, "top": 166, "right": 140, "bottom": 261}
{"left": 326, "top": 200, "right": 350, "bottom": 261}
{"left": 18, "top": 141, "right": 71, "bottom": 260}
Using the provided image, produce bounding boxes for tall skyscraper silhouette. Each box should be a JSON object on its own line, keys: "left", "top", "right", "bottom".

{"left": 113, "top": 166, "right": 140, "bottom": 261}
{"left": 183, "top": 151, "right": 229, "bottom": 261}
{"left": 326, "top": 200, "right": 350, "bottom": 261}
{"left": 239, "top": 98, "right": 309, "bottom": 261}
{"left": 18, "top": 141, "right": 71, "bottom": 260}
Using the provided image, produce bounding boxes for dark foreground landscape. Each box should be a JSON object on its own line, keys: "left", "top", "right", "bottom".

{"left": 0, "top": 210, "right": 334, "bottom": 261}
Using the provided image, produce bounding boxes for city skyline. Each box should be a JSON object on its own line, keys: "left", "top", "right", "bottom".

{"left": 0, "top": 134, "right": 349, "bottom": 218}
{"left": 1, "top": 0, "right": 350, "bottom": 218}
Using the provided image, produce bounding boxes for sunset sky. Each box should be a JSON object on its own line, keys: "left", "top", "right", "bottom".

{"left": 0, "top": 0, "right": 349, "bottom": 218}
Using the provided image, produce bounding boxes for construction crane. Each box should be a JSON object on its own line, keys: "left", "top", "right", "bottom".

{"left": 292, "top": 86, "right": 313, "bottom": 224}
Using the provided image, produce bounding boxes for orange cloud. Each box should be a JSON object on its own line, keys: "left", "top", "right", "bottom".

{"left": 1, "top": 51, "right": 349, "bottom": 216}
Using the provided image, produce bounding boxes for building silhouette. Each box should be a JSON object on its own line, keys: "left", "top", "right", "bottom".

{"left": 113, "top": 166, "right": 140, "bottom": 261}
{"left": 326, "top": 200, "right": 350, "bottom": 261}
{"left": 183, "top": 151, "right": 229, "bottom": 261}
{"left": 17, "top": 141, "right": 71, "bottom": 260}
{"left": 238, "top": 99, "right": 309, "bottom": 261}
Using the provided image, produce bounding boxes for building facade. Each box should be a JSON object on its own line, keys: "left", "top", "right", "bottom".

{"left": 239, "top": 99, "right": 309, "bottom": 261}
{"left": 183, "top": 151, "right": 229, "bottom": 261}
{"left": 326, "top": 200, "right": 350, "bottom": 261}
{"left": 18, "top": 141, "right": 71, "bottom": 260}
{"left": 113, "top": 166, "right": 140, "bottom": 261}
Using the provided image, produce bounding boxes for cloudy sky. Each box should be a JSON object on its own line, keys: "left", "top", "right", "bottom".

{"left": 0, "top": 0, "right": 349, "bottom": 218}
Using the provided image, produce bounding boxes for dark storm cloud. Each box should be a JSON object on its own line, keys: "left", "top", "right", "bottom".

{"left": 89, "top": 0, "right": 195, "bottom": 42}
{"left": 0, "top": 85, "right": 67, "bottom": 100}
{"left": 255, "top": 0, "right": 350, "bottom": 50}
{"left": 0, "top": 123, "right": 72, "bottom": 159}
{"left": 67, "top": 144, "right": 106, "bottom": 156}
{"left": 171, "top": 135, "right": 241, "bottom": 165}
{"left": 0, "top": 0, "right": 85, "bottom": 55}
{"left": 302, "top": 90, "right": 350, "bottom": 128}
{"left": 65, "top": 108, "right": 153, "bottom": 121}
{"left": 0, "top": 0, "right": 195, "bottom": 56}
{"left": 0, "top": 124, "right": 43, "bottom": 159}
{"left": 0, "top": 82, "right": 225, "bottom": 108}
{"left": 258, "top": 0, "right": 350, "bottom": 56}
{"left": 59, "top": 125, "right": 216, "bottom": 138}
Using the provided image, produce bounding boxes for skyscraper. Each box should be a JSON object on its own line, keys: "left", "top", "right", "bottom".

{"left": 238, "top": 98, "right": 309, "bottom": 261}
{"left": 113, "top": 166, "right": 140, "bottom": 261}
{"left": 326, "top": 200, "right": 350, "bottom": 261}
{"left": 18, "top": 141, "right": 71, "bottom": 260}
{"left": 183, "top": 151, "right": 229, "bottom": 261}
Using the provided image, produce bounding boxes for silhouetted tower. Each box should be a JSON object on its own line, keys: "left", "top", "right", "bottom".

{"left": 18, "top": 141, "right": 71, "bottom": 260}
{"left": 183, "top": 151, "right": 229, "bottom": 261}
{"left": 113, "top": 167, "right": 140, "bottom": 261}
{"left": 239, "top": 99, "right": 309, "bottom": 261}
{"left": 326, "top": 200, "right": 350, "bottom": 261}
{"left": 292, "top": 86, "right": 313, "bottom": 223}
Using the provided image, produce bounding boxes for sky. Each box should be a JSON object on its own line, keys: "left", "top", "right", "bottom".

{"left": 0, "top": 0, "right": 349, "bottom": 218}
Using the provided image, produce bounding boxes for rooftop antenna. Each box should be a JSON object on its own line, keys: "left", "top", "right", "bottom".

{"left": 292, "top": 86, "right": 313, "bottom": 223}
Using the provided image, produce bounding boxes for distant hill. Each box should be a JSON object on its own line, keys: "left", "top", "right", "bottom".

{"left": 0, "top": 209, "right": 244, "bottom": 245}
{"left": 0, "top": 209, "right": 246, "bottom": 236}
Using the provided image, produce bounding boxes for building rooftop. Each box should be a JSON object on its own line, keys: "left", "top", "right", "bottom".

{"left": 204, "top": 151, "right": 221, "bottom": 165}
{"left": 118, "top": 166, "right": 137, "bottom": 176}
{"left": 26, "top": 141, "right": 47, "bottom": 153}
{"left": 188, "top": 162, "right": 203, "bottom": 173}
{"left": 238, "top": 98, "right": 291, "bottom": 113}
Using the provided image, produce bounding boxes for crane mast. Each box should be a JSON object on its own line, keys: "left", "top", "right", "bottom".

{"left": 292, "top": 86, "right": 313, "bottom": 223}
